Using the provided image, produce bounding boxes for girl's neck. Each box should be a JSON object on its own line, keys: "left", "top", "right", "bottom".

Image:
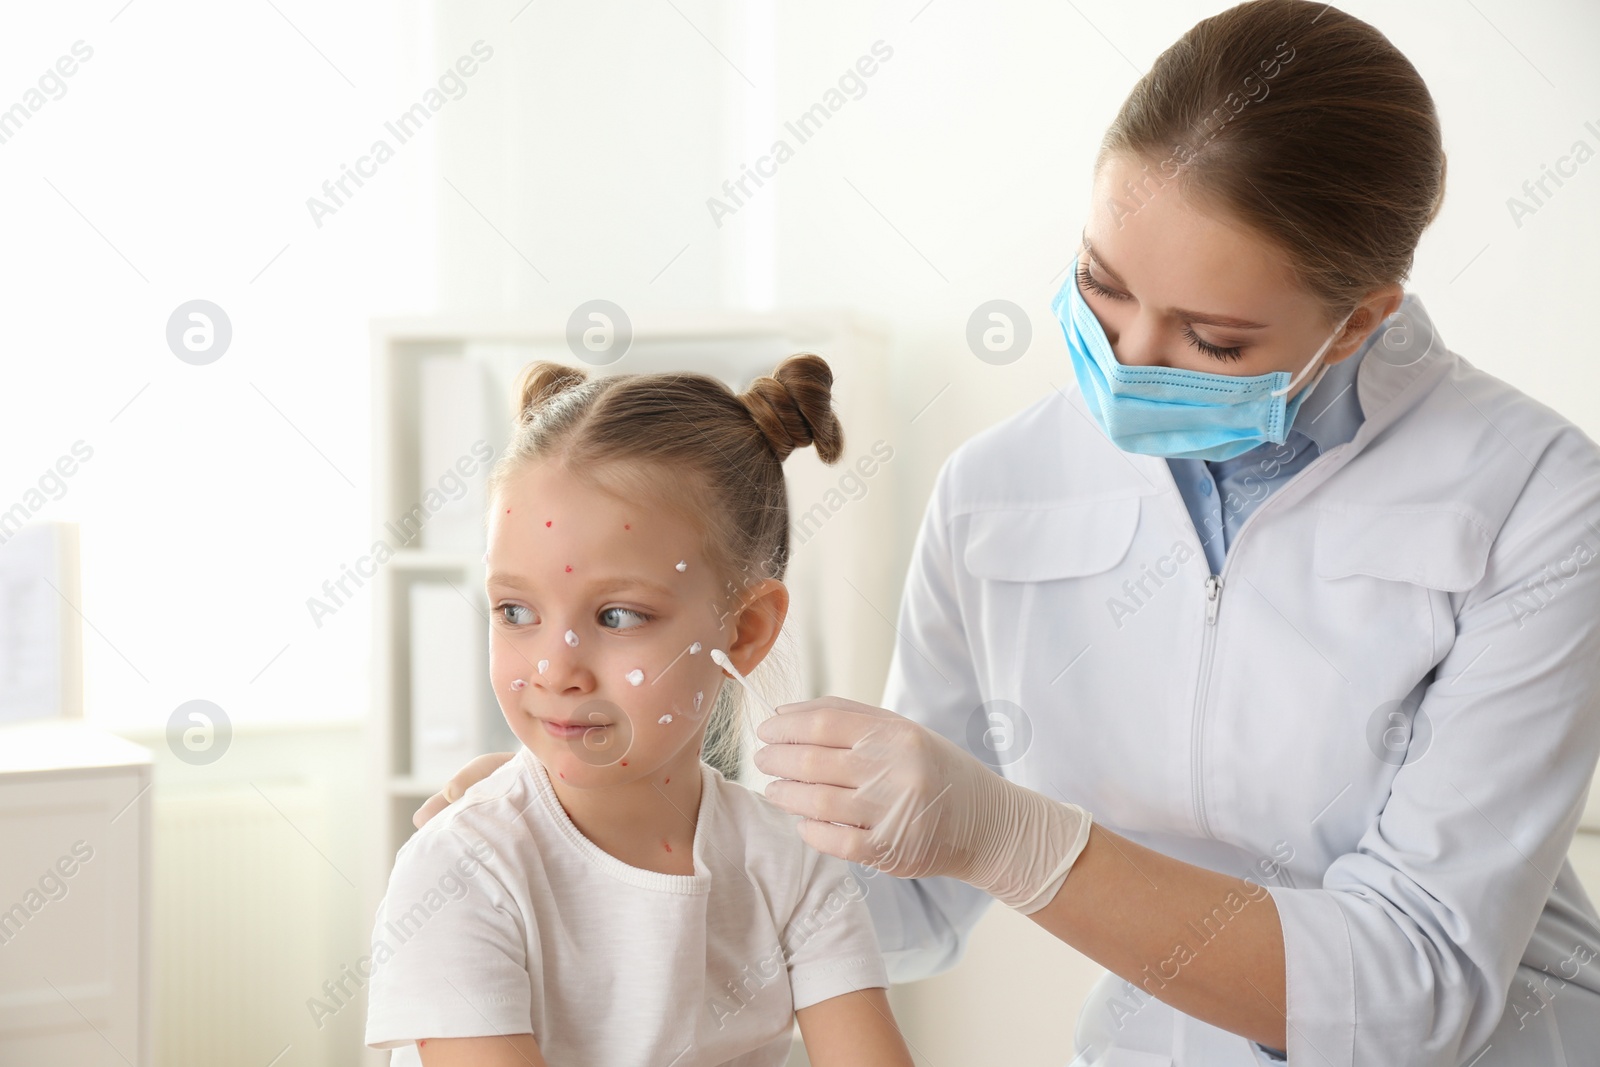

{"left": 546, "top": 748, "right": 708, "bottom": 875}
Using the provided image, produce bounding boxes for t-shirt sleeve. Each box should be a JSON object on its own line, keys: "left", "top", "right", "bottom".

{"left": 782, "top": 847, "right": 891, "bottom": 1011}
{"left": 363, "top": 822, "right": 535, "bottom": 1049}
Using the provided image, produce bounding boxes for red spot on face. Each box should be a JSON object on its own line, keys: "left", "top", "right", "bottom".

{"left": 546, "top": 520, "right": 552, "bottom": 527}
{"left": 664, "top": 777, "right": 670, "bottom": 784}
{"left": 624, "top": 523, "right": 630, "bottom": 530}
{"left": 565, "top": 564, "right": 573, "bottom": 572}
{"left": 663, "top": 840, "right": 672, "bottom": 852}
{"left": 620, "top": 760, "right": 628, "bottom": 767}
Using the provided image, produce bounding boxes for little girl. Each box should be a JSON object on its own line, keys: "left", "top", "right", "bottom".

{"left": 363, "top": 354, "right": 912, "bottom": 1066}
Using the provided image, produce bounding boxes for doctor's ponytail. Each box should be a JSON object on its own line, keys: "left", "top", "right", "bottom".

{"left": 1097, "top": 0, "right": 1446, "bottom": 319}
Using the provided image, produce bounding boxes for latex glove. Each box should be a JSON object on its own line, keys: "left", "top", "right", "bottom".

{"left": 412, "top": 752, "right": 516, "bottom": 828}
{"left": 752, "top": 697, "right": 1093, "bottom": 914}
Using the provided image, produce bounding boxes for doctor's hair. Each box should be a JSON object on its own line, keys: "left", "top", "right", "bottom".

{"left": 1097, "top": 0, "right": 1445, "bottom": 321}
{"left": 485, "top": 353, "right": 845, "bottom": 774}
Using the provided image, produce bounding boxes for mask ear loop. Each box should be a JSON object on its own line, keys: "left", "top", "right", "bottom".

{"left": 1270, "top": 308, "right": 1356, "bottom": 398}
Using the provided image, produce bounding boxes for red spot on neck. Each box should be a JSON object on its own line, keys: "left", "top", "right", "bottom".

{"left": 624, "top": 523, "right": 631, "bottom": 530}
{"left": 545, "top": 520, "right": 552, "bottom": 527}
{"left": 663, "top": 840, "right": 672, "bottom": 852}
{"left": 620, "top": 760, "right": 628, "bottom": 767}
{"left": 558, "top": 771, "right": 565, "bottom": 779}
{"left": 565, "top": 564, "right": 572, "bottom": 572}
{"left": 664, "top": 777, "right": 670, "bottom": 784}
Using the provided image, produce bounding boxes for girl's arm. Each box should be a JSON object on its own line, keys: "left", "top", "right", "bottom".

{"left": 416, "top": 1034, "right": 548, "bottom": 1067}
{"left": 796, "top": 987, "right": 915, "bottom": 1067}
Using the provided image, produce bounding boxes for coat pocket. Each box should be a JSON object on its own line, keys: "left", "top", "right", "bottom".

{"left": 962, "top": 496, "right": 1141, "bottom": 582}
{"left": 1312, "top": 503, "right": 1492, "bottom": 591}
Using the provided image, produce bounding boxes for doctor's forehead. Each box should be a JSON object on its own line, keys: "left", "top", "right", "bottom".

{"left": 1084, "top": 156, "right": 1302, "bottom": 315}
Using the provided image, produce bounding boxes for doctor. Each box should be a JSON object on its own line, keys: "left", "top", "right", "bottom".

{"left": 417, "top": 1, "right": 1600, "bottom": 1062}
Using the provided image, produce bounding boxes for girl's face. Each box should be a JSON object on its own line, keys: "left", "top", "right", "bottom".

{"left": 1079, "top": 153, "right": 1395, "bottom": 395}
{"left": 484, "top": 458, "right": 760, "bottom": 789}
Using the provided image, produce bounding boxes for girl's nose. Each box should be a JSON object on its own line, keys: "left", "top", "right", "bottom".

{"left": 533, "top": 632, "right": 595, "bottom": 694}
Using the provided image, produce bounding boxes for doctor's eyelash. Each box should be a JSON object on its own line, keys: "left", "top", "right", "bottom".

{"left": 1076, "top": 264, "right": 1246, "bottom": 362}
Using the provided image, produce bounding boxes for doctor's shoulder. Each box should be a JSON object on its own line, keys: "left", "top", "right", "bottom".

{"left": 932, "top": 384, "right": 1113, "bottom": 512}
{"left": 1365, "top": 352, "right": 1600, "bottom": 524}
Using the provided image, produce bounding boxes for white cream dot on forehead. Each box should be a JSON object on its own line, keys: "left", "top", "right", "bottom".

{"left": 564, "top": 629, "right": 579, "bottom": 647}
{"left": 625, "top": 668, "right": 644, "bottom": 686}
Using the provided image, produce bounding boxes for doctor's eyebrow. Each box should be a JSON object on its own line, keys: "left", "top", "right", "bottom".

{"left": 1080, "top": 229, "right": 1271, "bottom": 330}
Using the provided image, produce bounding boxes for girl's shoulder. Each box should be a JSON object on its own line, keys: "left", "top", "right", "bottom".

{"left": 702, "top": 763, "right": 851, "bottom": 897}
{"left": 388, "top": 750, "right": 538, "bottom": 884}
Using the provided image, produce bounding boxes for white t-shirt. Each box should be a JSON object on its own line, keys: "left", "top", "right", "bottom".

{"left": 364, "top": 747, "right": 888, "bottom": 1066}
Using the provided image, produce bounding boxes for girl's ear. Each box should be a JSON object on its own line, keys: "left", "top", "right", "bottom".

{"left": 724, "top": 578, "right": 789, "bottom": 677}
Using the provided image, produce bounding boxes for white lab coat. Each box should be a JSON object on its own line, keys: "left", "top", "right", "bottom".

{"left": 861, "top": 293, "right": 1600, "bottom": 1065}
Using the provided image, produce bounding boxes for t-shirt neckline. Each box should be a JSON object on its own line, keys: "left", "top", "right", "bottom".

{"left": 520, "top": 747, "right": 715, "bottom": 895}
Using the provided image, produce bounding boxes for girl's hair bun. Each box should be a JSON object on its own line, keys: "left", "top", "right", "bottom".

{"left": 514, "top": 361, "right": 590, "bottom": 421}
{"left": 738, "top": 353, "right": 844, "bottom": 465}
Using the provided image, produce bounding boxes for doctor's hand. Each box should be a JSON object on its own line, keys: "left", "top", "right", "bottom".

{"left": 753, "top": 697, "right": 1093, "bottom": 913}
{"left": 412, "top": 752, "right": 516, "bottom": 828}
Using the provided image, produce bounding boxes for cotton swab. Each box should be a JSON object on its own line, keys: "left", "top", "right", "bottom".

{"left": 709, "top": 648, "right": 776, "bottom": 717}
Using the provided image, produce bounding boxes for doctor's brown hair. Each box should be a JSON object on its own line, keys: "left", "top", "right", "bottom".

{"left": 1098, "top": 0, "right": 1446, "bottom": 319}
{"left": 484, "top": 354, "right": 845, "bottom": 771}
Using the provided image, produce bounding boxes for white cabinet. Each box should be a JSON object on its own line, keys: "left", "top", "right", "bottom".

{"left": 0, "top": 720, "right": 152, "bottom": 1067}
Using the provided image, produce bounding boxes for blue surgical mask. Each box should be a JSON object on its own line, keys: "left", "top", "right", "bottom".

{"left": 1050, "top": 255, "right": 1352, "bottom": 462}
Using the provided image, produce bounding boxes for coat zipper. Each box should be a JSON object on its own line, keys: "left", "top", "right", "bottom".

{"left": 1183, "top": 441, "right": 1355, "bottom": 841}
{"left": 1190, "top": 575, "right": 1223, "bottom": 837}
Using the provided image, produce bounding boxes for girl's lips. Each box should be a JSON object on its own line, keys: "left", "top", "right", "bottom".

{"left": 542, "top": 720, "right": 610, "bottom": 740}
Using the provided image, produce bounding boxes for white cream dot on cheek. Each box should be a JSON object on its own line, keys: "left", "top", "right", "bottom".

{"left": 689, "top": 642, "right": 701, "bottom": 654}
{"left": 659, "top": 713, "right": 673, "bottom": 724}
{"left": 625, "top": 669, "right": 644, "bottom": 686}
{"left": 510, "top": 679, "right": 527, "bottom": 691}
{"left": 564, "top": 629, "right": 579, "bottom": 647}
{"left": 694, "top": 691, "right": 704, "bottom": 711}
{"left": 676, "top": 560, "right": 687, "bottom": 572}
{"left": 537, "top": 660, "right": 548, "bottom": 674}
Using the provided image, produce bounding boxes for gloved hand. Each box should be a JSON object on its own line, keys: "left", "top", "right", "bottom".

{"left": 412, "top": 752, "right": 516, "bottom": 828}
{"left": 752, "top": 696, "right": 1093, "bottom": 914}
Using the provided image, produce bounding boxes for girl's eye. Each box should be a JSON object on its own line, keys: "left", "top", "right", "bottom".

{"left": 598, "top": 606, "right": 650, "bottom": 631}
{"left": 498, "top": 603, "right": 536, "bottom": 626}
{"left": 1079, "top": 264, "right": 1245, "bottom": 362}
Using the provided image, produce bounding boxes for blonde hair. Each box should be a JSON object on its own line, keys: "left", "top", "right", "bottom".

{"left": 485, "top": 353, "right": 845, "bottom": 777}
